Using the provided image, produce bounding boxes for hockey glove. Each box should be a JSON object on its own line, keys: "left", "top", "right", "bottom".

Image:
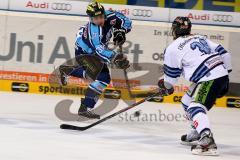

{"left": 113, "top": 53, "right": 130, "bottom": 70}
{"left": 158, "top": 79, "right": 174, "bottom": 96}
{"left": 113, "top": 29, "right": 126, "bottom": 45}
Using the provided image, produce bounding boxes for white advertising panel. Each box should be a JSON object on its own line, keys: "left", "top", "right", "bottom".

{"left": 8, "top": 0, "right": 170, "bottom": 21}
{"left": 9, "top": 0, "right": 88, "bottom": 15}
{"left": 170, "top": 8, "right": 240, "bottom": 27}
{"left": 0, "top": 0, "right": 9, "bottom": 10}
{"left": 103, "top": 3, "right": 170, "bottom": 22}
{"left": 5, "top": 0, "right": 240, "bottom": 27}
{"left": 0, "top": 11, "right": 238, "bottom": 84}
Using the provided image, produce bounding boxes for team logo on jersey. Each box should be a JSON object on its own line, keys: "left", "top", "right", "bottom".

{"left": 205, "top": 56, "right": 223, "bottom": 69}
{"left": 11, "top": 82, "right": 29, "bottom": 92}
{"left": 96, "top": 45, "right": 104, "bottom": 53}
{"left": 92, "top": 32, "right": 98, "bottom": 39}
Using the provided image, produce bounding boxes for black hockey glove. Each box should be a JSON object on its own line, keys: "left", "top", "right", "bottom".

{"left": 158, "top": 79, "right": 174, "bottom": 96}
{"left": 113, "top": 29, "right": 126, "bottom": 45}
{"left": 113, "top": 53, "right": 130, "bottom": 70}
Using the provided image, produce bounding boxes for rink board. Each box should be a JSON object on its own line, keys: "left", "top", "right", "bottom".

{"left": 1, "top": 78, "right": 239, "bottom": 109}
{"left": 0, "top": 11, "right": 239, "bottom": 108}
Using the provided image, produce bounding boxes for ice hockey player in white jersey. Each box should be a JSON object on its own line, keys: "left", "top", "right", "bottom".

{"left": 157, "top": 17, "right": 232, "bottom": 156}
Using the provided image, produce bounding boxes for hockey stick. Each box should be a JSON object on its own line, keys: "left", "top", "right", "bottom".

{"left": 118, "top": 45, "right": 134, "bottom": 98}
{"left": 60, "top": 90, "right": 161, "bottom": 131}
{"left": 124, "top": 69, "right": 134, "bottom": 98}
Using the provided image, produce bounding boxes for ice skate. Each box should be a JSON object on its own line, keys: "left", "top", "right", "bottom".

{"left": 181, "top": 128, "right": 200, "bottom": 146}
{"left": 191, "top": 130, "right": 219, "bottom": 156}
{"left": 78, "top": 99, "right": 100, "bottom": 119}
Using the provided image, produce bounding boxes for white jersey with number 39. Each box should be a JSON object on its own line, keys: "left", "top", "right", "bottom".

{"left": 163, "top": 35, "right": 232, "bottom": 86}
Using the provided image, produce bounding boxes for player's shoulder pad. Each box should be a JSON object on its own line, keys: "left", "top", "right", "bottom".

{"left": 76, "top": 25, "right": 86, "bottom": 38}
{"left": 170, "top": 37, "right": 186, "bottom": 51}
{"left": 164, "top": 40, "right": 182, "bottom": 58}
{"left": 165, "top": 43, "right": 174, "bottom": 54}
{"left": 78, "top": 25, "right": 86, "bottom": 32}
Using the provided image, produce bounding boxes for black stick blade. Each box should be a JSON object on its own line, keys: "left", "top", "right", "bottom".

{"left": 60, "top": 124, "right": 87, "bottom": 131}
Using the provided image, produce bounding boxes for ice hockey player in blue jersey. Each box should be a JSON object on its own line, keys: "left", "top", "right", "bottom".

{"left": 59, "top": 2, "right": 132, "bottom": 119}
{"left": 157, "top": 17, "right": 232, "bottom": 156}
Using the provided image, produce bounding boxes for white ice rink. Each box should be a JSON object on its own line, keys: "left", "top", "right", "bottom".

{"left": 0, "top": 92, "right": 240, "bottom": 160}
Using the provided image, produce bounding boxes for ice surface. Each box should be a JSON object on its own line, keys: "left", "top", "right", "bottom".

{"left": 0, "top": 92, "right": 240, "bottom": 160}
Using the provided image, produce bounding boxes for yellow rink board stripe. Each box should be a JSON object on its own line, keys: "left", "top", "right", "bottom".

{"left": 1, "top": 79, "right": 238, "bottom": 108}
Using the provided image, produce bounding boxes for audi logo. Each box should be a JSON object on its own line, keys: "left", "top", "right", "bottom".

{"left": 212, "top": 14, "right": 233, "bottom": 22}
{"left": 51, "top": 3, "right": 72, "bottom": 11}
{"left": 132, "top": 9, "right": 152, "bottom": 17}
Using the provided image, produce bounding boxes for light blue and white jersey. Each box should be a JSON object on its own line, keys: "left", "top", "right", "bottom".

{"left": 75, "top": 10, "right": 132, "bottom": 63}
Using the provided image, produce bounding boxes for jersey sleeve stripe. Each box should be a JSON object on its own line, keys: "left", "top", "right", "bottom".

{"left": 164, "top": 70, "right": 181, "bottom": 78}
{"left": 187, "top": 107, "right": 206, "bottom": 118}
{"left": 89, "top": 85, "right": 102, "bottom": 94}
{"left": 164, "top": 64, "right": 182, "bottom": 73}
{"left": 215, "top": 45, "right": 227, "bottom": 55}
{"left": 190, "top": 54, "right": 224, "bottom": 83}
{"left": 164, "top": 67, "right": 182, "bottom": 75}
{"left": 96, "top": 80, "right": 108, "bottom": 87}
{"left": 164, "top": 64, "right": 182, "bottom": 78}
{"left": 181, "top": 102, "right": 189, "bottom": 112}
{"left": 88, "top": 23, "right": 95, "bottom": 49}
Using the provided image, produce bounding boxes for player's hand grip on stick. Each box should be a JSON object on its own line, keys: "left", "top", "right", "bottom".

{"left": 113, "top": 53, "right": 130, "bottom": 70}
{"left": 158, "top": 79, "right": 174, "bottom": 96}
{"left": 111, "top": 44, "right": 130, "bottom": 70}
{"left": 113, "top": 29, "right": 126, "bottom": 46}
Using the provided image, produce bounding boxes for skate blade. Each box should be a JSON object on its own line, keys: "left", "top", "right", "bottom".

{"left": 180, "top": 140, "right": 198, "bottom": 146}
{"left": 191, "top": 148, "right": 219, "bottom": 156}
